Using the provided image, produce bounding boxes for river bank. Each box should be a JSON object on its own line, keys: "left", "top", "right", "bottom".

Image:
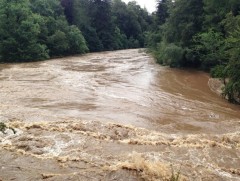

{"left": 208, "top": 78, "right": 224, "bottom": 96}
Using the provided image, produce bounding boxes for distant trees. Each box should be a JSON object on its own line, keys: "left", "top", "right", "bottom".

{"left": 0, "top": 0, "right": 88, "bottom": 62}
{"left": 30, "top": 0, "right": 88, "bottom": 56}
{"left": 61, "top": 0, "right": 153, "bottom": 52}
{"left": 0, "top": 0, "right": 49, "bottom": 61}
{"left": 147, "top": 0, "right": 240, "bottom": 103}
{"left": 89, "top": 0, "right": 115, "bottom": 50}
{"left": 156, "top": 0, "right": 170, "bottom": 25}
{"left": 164, "top": 0, "right": 204, "bottom": 47}
{"left": 0, "top": 0, "right": 153, "bottom": 62}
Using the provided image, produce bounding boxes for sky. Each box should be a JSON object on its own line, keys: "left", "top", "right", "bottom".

{"left": 122, "top": 0, "right": 157, "bottom": 13}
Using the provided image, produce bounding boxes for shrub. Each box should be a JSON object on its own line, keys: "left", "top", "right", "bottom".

{"left": 210, "top": 65, "right": 226, "bottom": 78}
{"left": 164, "top": 44, "right": 184, "bottom": 67}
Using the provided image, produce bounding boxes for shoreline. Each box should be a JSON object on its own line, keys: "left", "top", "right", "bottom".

{"left": 208, "top": 78, "right": 224, "bottom": 96}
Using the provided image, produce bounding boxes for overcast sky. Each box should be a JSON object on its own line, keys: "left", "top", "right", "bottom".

{"left": 122, "top": 0, "right": 157, "bottom": 13}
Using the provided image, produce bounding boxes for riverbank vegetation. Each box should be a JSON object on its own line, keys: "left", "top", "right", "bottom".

{"left": 0, "top": 0, "right": 152, "bottom": 62}
{"left": 146, "top": 0, "right": 240, "bottom": 103}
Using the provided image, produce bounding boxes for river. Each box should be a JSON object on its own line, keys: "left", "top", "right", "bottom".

{"left": 0, "top": 49, "right": 239, "bottom": 180}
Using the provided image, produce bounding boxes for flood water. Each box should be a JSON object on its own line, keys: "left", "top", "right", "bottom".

{"left": 0, "top": 49, "right": 240, "bottom": 180}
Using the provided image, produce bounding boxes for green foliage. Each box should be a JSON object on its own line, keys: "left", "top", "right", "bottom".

{"left": 67, "top": 26, "right": 89, "bottom": 54}
{"left": 156, "top": 0, "right": 170, "bottom": 25}
{"left": 128, "top": 37, "right": 140, "bottom": 49}
{"left": 148, "top": 0, "right": 205, "bottom": 68}
{"left": 60, "top": 0, "right": 153, "bottom": 51}
{"left": 113, "top": 27, "right": 128, "bottom": 50}
{"left": 154, "top": 42, "right": 184, "bottom": 67}
{"left": 89, "top": 0, "right": 115, "bottom": 51}
{"left": 223, "top": 72, "right": 240, "bottom": 103}
{"left": 68, "top": 0, "right": 104, "bottom": 51}
{"left": 183, "top": 48, "right": 200, "bottom": 67}
{"left": 145, "top": 30, "right": 162, "bottom": 49}
{"left": 203, "top": 0, "right": 230, "bottom": 30}
{"left": 0, "top": 0, "right": 49, "bottom": 62}
{"left": 164, "top": 44, "right": 184, "bottom": 67}
{"left": 192, "top": 29, "right": 226, "bottom": 70}
{"left": 0, "top": 0, "right": 153, "bottom": 60}
{"left": 0, "top": 0, "right": 88, "bottom": 62}
{"left": 222, "top": 16, "right": 240, "bottom": 103}
{"left": 147, "top": 0, "right": 240, "bottom": 104}
{"left": 81, "top": 26, "right": 103, "bottom": 52}
{"left": 203, "top": 0, "right": 240, "bottom": 30}
{"left": 210, "top": 65, "right": 226, "bottom": 78}
{"left": 47, "top": 30, "right": 69, "bottom": 56}
{"left": 163, "top": 44, "right": 184, "bottom": 67}
{"left": 163, "top": 0, "right": 204, "bottom": 46}
{"left": 31, "top": 0, "right": 88, "bottom": 56}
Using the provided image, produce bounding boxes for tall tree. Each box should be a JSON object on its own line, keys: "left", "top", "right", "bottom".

{"left": 61, "top": 0, "right": 73, "bottom": 23}
{"left": 112, "top": 0, "right": 152, "bottom": 47}
{"left": 89, "top": 0, "right": 115, "bottom": 50}
{"left": 222, "top": 14, "right": 240, "bottom": 103}
{"left": 156, "top": 0, "right": 170, "bottom": 25}
{"left": 164, "top": 0, "right": 204, "bottom": 46}
{"left": 66, "top": 0, "right": 103, "bottom": 51}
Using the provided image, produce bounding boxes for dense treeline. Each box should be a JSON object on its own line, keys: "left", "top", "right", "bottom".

{"left": 147, "top": 0, "right": 240, "bottom": 103}
{"left": 0, "top": 0, "right": 88, "bottom": 61}
{"left": 61, "top": 0, "right": 152, "bottom": 51}
{"left": 0, "top": 0, "right": 152, "bottom": 62}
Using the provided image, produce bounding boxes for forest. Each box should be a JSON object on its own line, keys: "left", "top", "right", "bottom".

{"left": 148, "top": 0, "right": 240, "bottom": 103}
{"left": 0, "top": 0, "right": 239, "bottom": 103}
{"left": 0, "top": 0, "right": 152, "bottom": 61}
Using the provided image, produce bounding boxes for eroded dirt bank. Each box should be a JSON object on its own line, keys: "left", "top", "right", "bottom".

{"left": 0, "top": 49, "right": 240, "bottom": 180}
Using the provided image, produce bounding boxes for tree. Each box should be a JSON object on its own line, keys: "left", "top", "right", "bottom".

{"left": 61, "top": 0, "right": 73, "bottom": 23}
{"left": 148, "top": 0, "right": 204, "bottom": 67}
{"left": 81, "top": 26, "right": 103, "bottom": 52}
{"left": 65, "top": 0, "right": 103, "bottom": 51}
{"left": 156, "top": 0, "right": 170, "bottom": 25}
{"left": 0, "top": 0, "right": 49, "bottom": 62}
{"left": 193, "top": 29, "right": 226, "bottom": 70}
{"left": 223, "top": 14, "right": 240, "bottom": 103}
{"left": 112, "top": 0, "right": 152, "bottom": 48}
{"left": 112, "top": 27, "right": 128, "bottom": 50}
{"left": 67, "top": 25, "right": 89, "bottom": 54}
{"left": 30, "top": 0, "right": 88, "bottom": 56}
{"left": 89, "top": 0, "right": 115, "bottom": 50}
{"left": 203, "top": 0, "right": 231, "bottom": 31}
{"left": 164, "top": 0, "right": 204, "bottom": 47}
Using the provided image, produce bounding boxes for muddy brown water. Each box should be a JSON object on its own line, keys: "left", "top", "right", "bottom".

{"left": 0, "top": 49, "right": 240, "bottom": 181}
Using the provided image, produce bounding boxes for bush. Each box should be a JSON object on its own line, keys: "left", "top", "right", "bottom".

{"left": 153, "top": 42, "right": 166, "bottom": 64}
{"left": 164, "top": 44, "right": 184, "bottom": 67}
{"left": 47, "top": 30, "right": 69, "bottom": 56}
{"left": 154, "top": 42, "right": 184, "bottom": 67}
{"left": 210, "top": 65, "right": 226, "bottom": 78}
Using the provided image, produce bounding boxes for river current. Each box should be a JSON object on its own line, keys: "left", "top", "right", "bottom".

{"left": 0, "top": 49, "right": 239, "bottom": 180}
